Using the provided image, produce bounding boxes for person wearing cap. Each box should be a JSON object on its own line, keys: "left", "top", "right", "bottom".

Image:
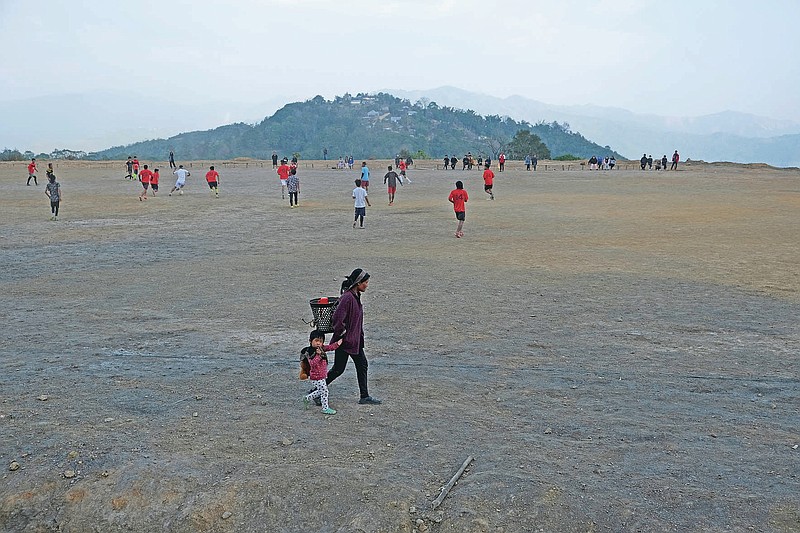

{"left": 326, "top": 268, "right": 382, "bottom": 405}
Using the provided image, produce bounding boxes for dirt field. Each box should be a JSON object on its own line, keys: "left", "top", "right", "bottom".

{"left": 1, "top": 158, "right": 798, "bottom": 532}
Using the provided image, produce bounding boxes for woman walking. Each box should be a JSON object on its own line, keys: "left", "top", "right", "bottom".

{"left": 327, "top": 268, "right": 382, "bottom": 405}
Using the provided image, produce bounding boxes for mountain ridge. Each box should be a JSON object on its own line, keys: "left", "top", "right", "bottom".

{"left": 386, "top": 87, "right": 800, "bottom": 166}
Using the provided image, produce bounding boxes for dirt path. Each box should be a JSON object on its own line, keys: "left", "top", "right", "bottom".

{"left": 1, "top": 160, "right": 798, "bottom": 532}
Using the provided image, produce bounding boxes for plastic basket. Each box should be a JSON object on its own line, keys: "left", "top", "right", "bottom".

{"left": 309, "top": 297, "right": 340, "bottom": 333}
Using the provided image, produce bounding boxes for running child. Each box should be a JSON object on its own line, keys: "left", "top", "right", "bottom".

{"left": 301, "top": 330, "right": 340, "bottom": 415}
{"left": 397, "top": 159, "right": 408, "bottom": 183}
{"left": 287, "top": 167, "right": 300, "bottom": 207}
{"left": 482, "top": 163, "right": 495, "bottom": 200}
{"left": 169, "top": 164, "right": 190, "bottom": 195}
{"left": 205, "top": 165, "right": 220, "bottom": 198}
{"left": 138, "top": 164, "right": 153, "bottom": 201}
{"left": 352, "top": 178, "right": 370, "bottom": 228}
{"left": 132, "top": 157, "right": 140, "bottom": 180}
{"left": 384, "top": 165, "right": 401, "bottom": 205}
{"left": 150, "top": 168, "right": 160, "bottom": 195}
{"left": 27, "top": 158, "right": 38, "bottom": 186}
{"left": 45, "top": 171, "right": 62, "bottom": 220}
{"left": 448, "top": 180, "right": 468, "bottom": 238}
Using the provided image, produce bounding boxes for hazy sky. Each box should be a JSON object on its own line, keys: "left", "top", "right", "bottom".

{"left": 2, "top": 0, "right": 799, "bottom": 121}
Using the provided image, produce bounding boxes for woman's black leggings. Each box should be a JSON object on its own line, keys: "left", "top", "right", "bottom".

{"left": 326, "top": 346, "right": 369, "bottom": 399}
{"left": 51, "top": 201, "right": 59, "bottom": 216}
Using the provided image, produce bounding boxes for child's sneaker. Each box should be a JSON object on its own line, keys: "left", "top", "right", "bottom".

{"left": 321, "top": 408, "right": 336, "bottom": 415}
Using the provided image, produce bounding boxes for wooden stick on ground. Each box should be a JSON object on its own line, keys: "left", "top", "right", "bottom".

{"left": 431, "top": 455, "right": 474, "bottom": 510}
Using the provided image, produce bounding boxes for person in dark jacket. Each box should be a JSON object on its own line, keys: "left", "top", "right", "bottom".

{"left": 327, "top": 268, "right": 382, "bottom": 405}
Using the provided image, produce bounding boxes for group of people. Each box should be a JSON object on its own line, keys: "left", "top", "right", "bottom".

{"left": 446, "top": 161, "right": 497, "bottom": 239}
{"left": 336, "top": 156, "right": 355, "bottom": 169}
{"left": 26, "top": 158, "right": 62, "bottom": 220}
{"left": 588, "top": 155, "right": 617, "bottom": 170}
{"left": 129, "top": 156, "right": 219, "bottom": 200}
{"left": 442, "top": 152, "right": 484, "bottom": 170}
{"left": 640, "top": 151, "right": 680, "bottom": 170}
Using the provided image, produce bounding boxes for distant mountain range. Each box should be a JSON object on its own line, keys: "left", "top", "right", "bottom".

{"left": 3, "top": 87, "right": 799, "bottom": 166}
{"left": 388, "top": 87, "right": 800, "bottom": 167}
{"left": 87, "top": 92, "right": 620, "bottom": 161}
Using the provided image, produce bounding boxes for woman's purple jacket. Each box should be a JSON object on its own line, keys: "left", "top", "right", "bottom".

{"left": 330, "top": 289, "right": 364, "bottom": 354}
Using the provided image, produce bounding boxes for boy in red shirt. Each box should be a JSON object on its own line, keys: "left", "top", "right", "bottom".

{"left": 132, "top": 157, "right": 140, "bottom": 180}
{"left": 277, "top": 161, "right": 290, "bottom": 199}
{"left": 482, "top": 163, "right": 495, "bottom": 200}
{"left": 448, "top": 180, "right": 469, "bottom": 238}
{"left": 150, "top": 168, "right": 160, "bottom": 195}
{"left": 27, "top": 158, "right": 38, "bottom": 186}
{"left": 138, "top": 164, "right": 153, "bottom": 201}
{"left": 205, "top": 165, "right": 220, "bottom": 198}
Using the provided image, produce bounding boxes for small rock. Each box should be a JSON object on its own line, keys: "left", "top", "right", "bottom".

{"left": 104, "top": 417, "right": 115, "bottom": 423}
{"left": 9, "top": 461, "right": 20, "bottom": 471}
{"left": 792, "top": 445, "right": 798, "bottom": 450}
{"left": 37, "top": 395, "right": 49, "bottom": 401}
{"left": 544, "top": 428, "right": 553, "bottom": 434}
{"left": 221, "top": 511, "right": 232, "bottom": 520}
{"left": 63, "top": 470, "right": 76, "bottom": 479}
{"left": 101, "top": 471, "right": 109, "bottom": 477}
{"left": 192, "top": 412, "right": 199, "bottom": 417}
{"left": 67, "top": 451, "right": 79, "bottom": 460}
{"left": 409, "top": 506, "right": 417, "bottom": 514}
{"left": 281, "top": 437, "right": 293, "bottom": 446}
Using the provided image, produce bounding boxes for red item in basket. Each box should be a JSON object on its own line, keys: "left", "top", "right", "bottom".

{"left": 319, "top": 297, "right": 329, "bottom": 304}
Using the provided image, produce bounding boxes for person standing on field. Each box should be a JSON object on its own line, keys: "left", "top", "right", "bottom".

{"left": 327, "top": 268, "right": 382, "bottom": 405}
{"left": 448, "top": 180, "right": 468, "bottom": 238}
{"left": 45, "top": 171, "right": 62, "bottom": 220}
{"left": 138, "top": 164, "right": 153, "bottom": 201}
{"left": 360, "top": 162, "right": 370, "bottom": 191}
{"left": 384, "top": 165, "right": 401, "bottom": 205}
{"left": 287, "top": 167, "right": 300, "bottom": 207}
{"left": 352, "top": 179, "right": 370, "bottom": 228}
{"left": 27, "top": 158, "right": 38, "bottom": 186}
{"left": 482, "top": 163, "right": 495, "bottom": 200}
{"left": 671, "top": 150, "right": 680, "bottom": 170}
{"left": 277, "top": 159, "right": 290, "bottom": 199}
{"left": 150, "top": 168, "right": 160, "bottom": 195}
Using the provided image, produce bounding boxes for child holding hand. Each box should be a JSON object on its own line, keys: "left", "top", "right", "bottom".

{"left": 301, "top": 330, "right": 341, "bottom": 415}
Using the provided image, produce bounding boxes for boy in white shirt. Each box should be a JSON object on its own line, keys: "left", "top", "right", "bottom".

{"left": 352, "top": 179, "right": 371, "bottom": 228}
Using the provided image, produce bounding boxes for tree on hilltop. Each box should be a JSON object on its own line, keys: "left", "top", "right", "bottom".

{"left": 506, "top": 130, "right": 551, "bottom": 159}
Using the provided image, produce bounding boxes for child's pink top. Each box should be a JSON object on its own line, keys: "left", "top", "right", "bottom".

{"left": 308, "top": 343, "right": 337, "bottom": 380}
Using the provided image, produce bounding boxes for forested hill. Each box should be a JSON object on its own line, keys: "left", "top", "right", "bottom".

{"left": 89, "top": 93, "right": 622, "bottom": 161}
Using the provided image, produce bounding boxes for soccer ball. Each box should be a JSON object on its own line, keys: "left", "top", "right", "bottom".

{"left": 179, "top": 190, "right": 183, "bottom": 195}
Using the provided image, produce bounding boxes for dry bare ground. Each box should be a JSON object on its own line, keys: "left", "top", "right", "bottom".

{"left": 1, "top": 158, "right": 798, "bottom": 532}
